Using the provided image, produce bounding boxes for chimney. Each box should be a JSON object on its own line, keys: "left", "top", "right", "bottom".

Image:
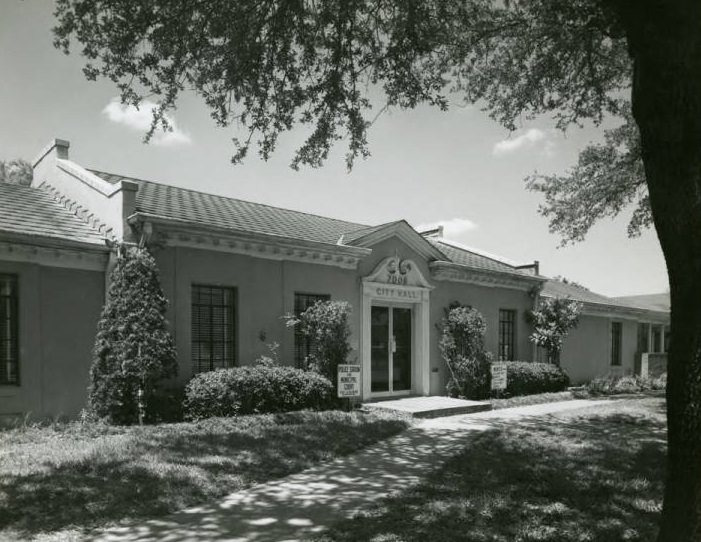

{"left": 516, "top": 260, "right": 540, "bottom": 276}
{"left": 418, "top": 225, "right": 444, "bottom": 239}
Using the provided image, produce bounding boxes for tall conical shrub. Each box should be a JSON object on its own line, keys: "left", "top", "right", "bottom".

{"left": 88, "top": 246, "right": 177, "bottom": 424}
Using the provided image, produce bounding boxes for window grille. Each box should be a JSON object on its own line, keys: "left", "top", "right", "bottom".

{"left": 611, "top": 322, "right": 622, "bottom": 366}
{"left": 0, "top": 274, "right": 18, "bottom": 385}
{"left": 294, "top": 293, "right": 330, "bottom": 368}
{"left": 498, "top": 309, "right": 516, "bottom": 361}
{"left": 191, "top": 285, "right": 236, "bottom": 373}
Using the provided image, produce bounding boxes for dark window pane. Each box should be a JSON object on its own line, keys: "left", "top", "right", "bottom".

{"left": 0, "top": 274, "right": 18, "bottom": 385}
{"left": 191, "top": 284, "right": 236, "bottom": 374}
{"left": 293, "top": 293, "right": 330, "bottom": 368}
{"left": 611, "top": 322, "right": 622, "bottom": 366}
{"left": 498, "top": 309, "right": 516, "bottom": 361}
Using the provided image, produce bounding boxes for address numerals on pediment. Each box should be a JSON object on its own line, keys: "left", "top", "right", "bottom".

{"left": 365, "top": 256, "right": 432, "bottom": 289}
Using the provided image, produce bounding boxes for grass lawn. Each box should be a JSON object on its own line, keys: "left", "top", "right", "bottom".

{"left": 0, "top": 409, "right": 410, "bottom": 541}
{"left": 490, "top": 390, "right": 587, "bottom": 410}
{"left": 316, "top": 397, "right": 667, "bottom": 542}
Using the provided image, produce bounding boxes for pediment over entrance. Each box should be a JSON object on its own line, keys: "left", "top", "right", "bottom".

{"left": 363, "top": 256, "right": 433, "bottom": 289}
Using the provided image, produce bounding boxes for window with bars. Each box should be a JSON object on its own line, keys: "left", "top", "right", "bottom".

{"left": 0, "top": 274, "right": 19, "bottom": 385}
{"left": 498, "top": 309, "right": 516, "bottom": 361}
{"left": 191, "top": 285, "right": 236, "bottom": 373}
{"left": 611, "top": 321, "right": 622, "bottom": 366}
{"left": 294, "top": 293, "right": 330, "bottom": 368}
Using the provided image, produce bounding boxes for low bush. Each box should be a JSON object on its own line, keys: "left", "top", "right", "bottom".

{"left": 587, "top": 373, "right": 666, "bottom": 395}
{"left": 146, "top": 386, "right": 185, "bottom": 423}
{"left": 183, "top": 365, "right": 335, "bottom": 420}
{"left": 446, "top": 355, "right": 492, "bottom": 400}
{"left": 496, "top": 361, "right": 570, "bottom": 397}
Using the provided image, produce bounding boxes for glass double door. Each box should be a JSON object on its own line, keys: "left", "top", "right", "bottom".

{"left": 371, "top": 305, "right": 412, "bottom": 393}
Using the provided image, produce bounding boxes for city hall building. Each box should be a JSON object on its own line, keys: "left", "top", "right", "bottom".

{"left": 0, "top": 139, "right": 670, "bottom": 420}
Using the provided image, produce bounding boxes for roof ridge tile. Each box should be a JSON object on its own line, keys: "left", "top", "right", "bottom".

{"left": 39, "top": 182, "right": 116, "bottom": 242}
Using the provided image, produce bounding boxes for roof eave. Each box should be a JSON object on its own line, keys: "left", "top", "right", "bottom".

{"left": 0, "top": 230, "right": 110, "bottom": 253}
{"left": 128, "top": 212, "right": 373, "bottom": 258}
{"left": 429, "top": 260, "right": 545, "bottom": 291}
{"left": 540, "top": 292, "right": 670, "bottom": 319}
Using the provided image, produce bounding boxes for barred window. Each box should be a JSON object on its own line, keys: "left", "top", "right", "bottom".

{"left": 652, "top": 325, "right": 663, "bottom": 353}
{"left": 498, "top": 309, "right": 516, "bottom": 361}
{"left": 191, "top": 285, "right": 236, "bottom": 373}
{"left": 294, "top": 293, "right": 330, "bottom": 368}
{"left": 611, "top": 322, "right": 622, "bottom": 366}
{"left": 0, "top": 274, "right": 19, "bottom": 385}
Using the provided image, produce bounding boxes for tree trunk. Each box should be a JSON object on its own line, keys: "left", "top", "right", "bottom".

{"left": 616, "top": 1, "right": 701, "bottom": 539}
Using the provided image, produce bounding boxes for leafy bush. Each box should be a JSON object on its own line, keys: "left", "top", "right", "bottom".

{"left": 497, "top": 361, "right": 570, "bottom": 397}
{"left": 438, "top": 303, "right": 492, "bottom": 400}
{"left": 284, "top": 300, "right": 352, "bottom": 387}
{"left": 587, "top": 374, "right": 666, "bottom": 395}
{"left": 89, "top": 246, "right": 177, "bottom": 425}
{"left": 146, "top": 386, "right": 185, "bottom": 423}
{"left": 183, "top": 365, "right": 335, "bottom": 421}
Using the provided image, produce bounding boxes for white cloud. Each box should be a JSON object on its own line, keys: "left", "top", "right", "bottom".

{"left": 416, "top": 217, "right": 478, "bottom": 238}
{"left": 492, "top": 128, "right": 548, "bottom": 156}
{"left": 102, "top": 98, "right": 192, "bottom": 146}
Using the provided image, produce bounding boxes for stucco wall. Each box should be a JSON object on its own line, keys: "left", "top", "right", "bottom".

{"left": 429, "top": 280, "right": 535, "bottom": 395}
{"left": 155, "top": 238, "right": 538, "bottom": 397}
{"left": 559, "top": 314, "right": 638, "bottom": 384}
{"left": 0, "top": 260, "right": 103, "bottom": 420}
{"left": 155, "top": 246, "right": 359, "bottom": 383}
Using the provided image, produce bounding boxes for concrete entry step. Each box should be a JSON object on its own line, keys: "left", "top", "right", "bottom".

{"left": 363, "top": 396, "right": 492, "bottom": 419}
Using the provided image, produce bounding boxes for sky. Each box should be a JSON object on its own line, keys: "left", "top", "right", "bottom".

{"left": 0, "top": 1, "right": 668, "bottom": 297}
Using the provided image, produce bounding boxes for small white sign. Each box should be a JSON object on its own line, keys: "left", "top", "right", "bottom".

{"left": 337, "top": 364, "right": 361, "bottom": 398}
{"left": 491, "top": 363, "right": 507, "bottom": 390}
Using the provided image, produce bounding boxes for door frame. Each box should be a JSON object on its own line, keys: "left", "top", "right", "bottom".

{"left": 369, "top": 303, "right": 414, "bottom": 398}
{"left": 361, "top": 280, "right": 431, "bottom": 400}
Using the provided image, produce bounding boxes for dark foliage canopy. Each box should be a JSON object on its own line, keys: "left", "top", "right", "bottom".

{"left": 54, "top": 1, "right": 628, "bottom": 168}
{"left": 0, "top": 159, "right": 32, "bottom": 186}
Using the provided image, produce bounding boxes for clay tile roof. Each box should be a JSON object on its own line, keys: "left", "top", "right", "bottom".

{"left": 428, "top": 238, "right": 528, "bottom": 275}
{"left": 613, "top": 293, "right": 670, "bottom": 312}
{"left": 89, "top": 170, "right": 369, "bottom": 245}
{"left": 0, "top": 183, "right": 107, "bottom": 247}
{"left": 541, "top": 279, "right": 617, "bottom": 305}
{"left": 542, "top": 280, "right": 670, "bottom": 313}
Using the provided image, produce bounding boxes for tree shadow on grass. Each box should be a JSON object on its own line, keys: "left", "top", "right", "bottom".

{"left": 316, "top": 407, "right": 667, "bottom": 542}
{"left": 0, "top": 411, "right": 409, "bottom": 539}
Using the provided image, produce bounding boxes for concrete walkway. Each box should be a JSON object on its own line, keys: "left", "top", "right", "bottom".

{"left": 94, "top": 399, "right": 610, "bottom": 542}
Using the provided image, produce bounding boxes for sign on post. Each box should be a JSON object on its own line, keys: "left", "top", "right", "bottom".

{"left": 337, "top": 364, "right": 361, "bottom": 398}
{"left": 491, "top": 362, "right": 507, "bottom": 391}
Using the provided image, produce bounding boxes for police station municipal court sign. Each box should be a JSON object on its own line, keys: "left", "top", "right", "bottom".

{"left": 337, "top": 364, "right": 361, "bottom": 398}
{"left": 491, "top": 362, "right": 507, "bottom": 391}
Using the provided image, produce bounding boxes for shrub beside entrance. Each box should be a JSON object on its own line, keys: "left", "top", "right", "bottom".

{"left": 438, "top": 303, "right": 492, "bottom": 400}
{"left": 183, "top": 365, "right": 335, "bottom": 420}
{"left": 497, "top": 361, "right": 570, "bottom": 397}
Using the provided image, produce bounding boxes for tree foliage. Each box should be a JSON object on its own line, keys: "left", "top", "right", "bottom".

{"left": 0, "top": 159, "right": 32, "bottom": 186}
{"left": 438, "top": 303, "right": 492, "bottom": 400}
{"left": 53, "top": 0, "right": 629, "bottom": 170}
{"left": 527, "top": 105, "right": 650, "bottom": 245}
{"left": 527, "top": 297, "right": 583, "bottom": 365}
{"left": 89, "top": 246, "right": 177, "bottom": 425}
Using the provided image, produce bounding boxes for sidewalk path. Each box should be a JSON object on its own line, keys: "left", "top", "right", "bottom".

{"left": 94, "top": 399, "right": 611, "bottom": 542}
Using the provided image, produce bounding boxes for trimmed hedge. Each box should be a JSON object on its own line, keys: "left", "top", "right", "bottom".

{"left": 447, "top": 355, "right": 492, "bottom": 400}
{"left": 183, "top": 365, "right": 335, "bottom": 420}
{"left": 587, "top": 373, "right": 666, "bottom": 395}
{"left": 496, "top": 361, "right": 570, "bottom": 397}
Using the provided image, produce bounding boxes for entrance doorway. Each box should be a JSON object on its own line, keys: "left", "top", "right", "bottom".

{"left": 370, "top": 305, "right": 412, "bottom": 394}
